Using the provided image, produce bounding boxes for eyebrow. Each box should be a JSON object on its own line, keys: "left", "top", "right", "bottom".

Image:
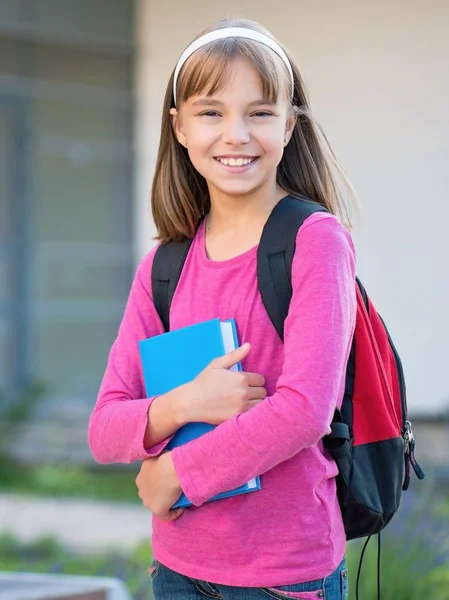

{"left": 191, "top": 98, "right": 276, "bottom": 108}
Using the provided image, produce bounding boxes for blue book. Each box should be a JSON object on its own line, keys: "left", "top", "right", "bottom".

{"left": 138, "top": 317, "right": 261, "bottom": 509}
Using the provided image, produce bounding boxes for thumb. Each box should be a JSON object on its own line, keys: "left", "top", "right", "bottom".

{"left": 213, "top": 343, "right": 251, "bottom": 370}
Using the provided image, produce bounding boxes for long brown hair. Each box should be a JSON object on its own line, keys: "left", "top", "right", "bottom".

{"left": 151, "top": 17, "right": 358, "bottom": 243}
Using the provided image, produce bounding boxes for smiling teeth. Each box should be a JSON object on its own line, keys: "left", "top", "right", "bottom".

{"left": 216, "top": 157, "right": 255, "bottom": 166}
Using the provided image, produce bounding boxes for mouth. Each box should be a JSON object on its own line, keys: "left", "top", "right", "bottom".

{"left": 214, "top": 156, "right": 258, "bottom": 167}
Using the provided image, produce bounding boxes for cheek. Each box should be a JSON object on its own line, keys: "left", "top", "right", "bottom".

{"left": 259, "top": 120, "right": 287, "bottom": 146}
{"left": 185, "top": 123, "right": 215, "bottom": 148}
{"left": 262, "top": 130, "right": 286, "bottom": 159}
{"left": 186, "top": 131, "right": 217, "bottom": 167}
{"left": 188, "top": 154, "right": 207, "bottom": 178}
{"left": 185, "top": 142, "right": 213, "bottom": 179}
{"left": 187, "top": 135, "right": 210, "bottom": 158}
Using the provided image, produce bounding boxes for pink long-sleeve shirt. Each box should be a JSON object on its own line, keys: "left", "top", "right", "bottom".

{"left": 88, "top": 211, "right": 356, "bottom": 587}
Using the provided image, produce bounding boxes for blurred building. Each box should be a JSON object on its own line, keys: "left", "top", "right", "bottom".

{"left": 1, "top": 1, "right": 135, "bottom": 427}
{"left": 1, "top": 0, "right": 448, "bottom": 463}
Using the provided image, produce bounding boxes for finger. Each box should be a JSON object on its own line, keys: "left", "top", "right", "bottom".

{"left": 246, "top": 398, "right": 266, "bottom": 409}
{"left": 157, "top": 508, "right": 184, "bottom": 522}
{"left": 244, "top": 372, "right": 265, "bottom": 387}
{"left": 240, "top": 397, "right": 266, "bottom": 413}
{"left": 212, "top": 343, "right": 250, "bottom": 370}
{"left": 247, "top": 386, "right": 267, "bottom": 400}
{"left": 169, "top": 508, "right": 185, "bottom": 521}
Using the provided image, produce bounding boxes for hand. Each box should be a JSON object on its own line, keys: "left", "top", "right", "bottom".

{"left": 136, "top": 452, "right": 184, "bottom": 521}
{"left": 179, "top": 343, "right": 267, "bottom": 425}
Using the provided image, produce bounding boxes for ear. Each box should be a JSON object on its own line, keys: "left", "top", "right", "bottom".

{"left": 284, "top": 110, "right": 297, "bottom": 144}
{"left": 170, "top": 108, "right": 188, "bottom": 148}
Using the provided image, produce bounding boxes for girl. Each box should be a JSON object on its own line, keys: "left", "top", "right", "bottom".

{"left": 88, "top": 17, "right": 357, "bottom": 600}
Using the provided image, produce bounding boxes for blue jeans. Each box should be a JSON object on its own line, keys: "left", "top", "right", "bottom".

{"left": 150, "top": 558, "right": 348, "bottom": 600}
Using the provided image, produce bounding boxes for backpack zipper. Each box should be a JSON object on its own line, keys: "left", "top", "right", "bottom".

{"left": 385, "top": 331, "right": 407, "bottom": 433}
{"left": 360, "top": 284, "right": 425, "bottom": 489}
{"left": 387, "top": 335, "right": 425, "bottom": 486}
{"left": 357, "top": 279, "right": 404, "bottom": 425}
{"left": 356, "top": 288, "right": 401, "bottom": 431}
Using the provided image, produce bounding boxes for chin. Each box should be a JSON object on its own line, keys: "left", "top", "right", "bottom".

{"left": 210, "top": 176, "right": 267, "bottom": 196}
{"left": 214, "top": 184, "right": 261, "bottom": 198}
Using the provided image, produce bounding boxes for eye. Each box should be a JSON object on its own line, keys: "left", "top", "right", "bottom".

{"left": 251, "top": 111, "right": 274, "bottom": 117}
{"left": 199, "top": 111, "right": 221, "bottom": 117}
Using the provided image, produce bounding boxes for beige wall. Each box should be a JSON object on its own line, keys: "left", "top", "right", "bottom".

{"left": 134, "top": 0, "right": 449, "bottom": 415}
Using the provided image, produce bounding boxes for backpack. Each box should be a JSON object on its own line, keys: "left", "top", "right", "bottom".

{"left": 151, "top": 195, "right": 425, "bottom": 541}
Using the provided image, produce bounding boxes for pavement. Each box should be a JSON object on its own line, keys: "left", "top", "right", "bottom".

{"left": 0, "top": 493, "right": 152, "bottom": 555}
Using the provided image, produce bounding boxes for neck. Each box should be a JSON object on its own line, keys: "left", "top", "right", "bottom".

{"left": 206, "top": 182, "right": 287, "bottom": 234}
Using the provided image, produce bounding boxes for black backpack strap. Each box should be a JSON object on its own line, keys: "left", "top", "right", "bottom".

{"left": 151, "top": 238, "right": 194, "bottom": 332}
{"left": 257, "top": 195, "right": 327, "bottom": 341}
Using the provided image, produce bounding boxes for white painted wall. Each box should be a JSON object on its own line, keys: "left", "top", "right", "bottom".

{"left": 134, "top": 0, "right": 449, "bottom": 415}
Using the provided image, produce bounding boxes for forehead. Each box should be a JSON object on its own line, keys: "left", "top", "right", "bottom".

{"left": 176, "top": 44, "right": 291, "bottom": 106}
{"left": 193, "top": 59, "right": 265, "bottom": 101}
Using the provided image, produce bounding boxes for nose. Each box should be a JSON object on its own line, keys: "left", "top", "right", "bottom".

{"left": 221, "top": 116, "right": 250, "bottom": 146}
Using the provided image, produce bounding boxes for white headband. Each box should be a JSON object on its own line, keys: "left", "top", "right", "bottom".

{"left": 173, "top": 27, "right": 294, "bottom": 106}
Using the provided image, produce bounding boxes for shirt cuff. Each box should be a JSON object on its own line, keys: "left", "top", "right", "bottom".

{"left": 171, "top": 445, "right": 207, "bottom": 506}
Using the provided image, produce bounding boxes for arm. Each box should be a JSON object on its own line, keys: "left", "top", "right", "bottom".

{"left": 88, "top": 248, "right": 186, "bottom": 464}
{"left": 171, "top": 215, "right": 357, "bottom": 506}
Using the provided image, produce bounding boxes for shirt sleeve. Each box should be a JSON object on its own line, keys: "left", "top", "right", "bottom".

{"left": 171, "top": 214, "right": 357, "bottom": 506}
{"left": 87, "top": 246, "right": 175, "bottom": 464}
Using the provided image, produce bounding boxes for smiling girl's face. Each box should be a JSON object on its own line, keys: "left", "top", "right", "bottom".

{"left": 171, "top": 58, "right": 296, "bottom": 201}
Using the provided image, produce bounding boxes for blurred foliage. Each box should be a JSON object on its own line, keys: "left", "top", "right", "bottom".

{"left": 0, "top": 526, "right": 448, "bottom": 600}
{"left": 0, "top": 533, "right": 153, "bottom": 600}
{"left": 347, "top": 535, "right": 449, "bottom": 599}
{"left": 0, "top": 393, "right": 447, "bottom": 600}
{"left": 0, "top": 487, "right": 448, "bottom": 600}
{"left": 0, "top": 381, "right": 140, "bottom": 503}
{"left": 0, "top": 381, "right": 48, "bottom": 462}
{"left": 0, "top": 462, "right": 139, "bottom": 503}
{"left": 0, "top": 381, "right": 48, "bottom": 425}
{"left": 346, "top": 485, "right": 449, "bottom": 599}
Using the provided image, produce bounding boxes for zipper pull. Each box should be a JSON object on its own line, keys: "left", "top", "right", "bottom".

{"left": 410, "top": 449, "right": 425, "bottom": 479}
{"left": 404, "top": 421, "right": 425, "bottom": 482}
{"left": 408, "top": 437, "right": 425, "bottom": 480}
{"left": 402, "top": 422, "right": 411, "bottom": 490}
{"left": 402, "top": 456, "right": 411, "bottom": 490}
